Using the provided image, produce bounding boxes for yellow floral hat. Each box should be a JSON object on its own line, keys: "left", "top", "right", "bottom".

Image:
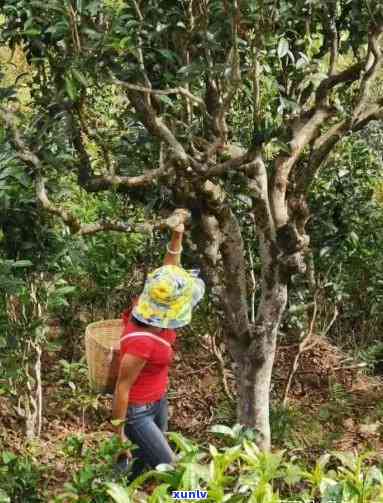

{"left": 132, "top": 265, "right": 205, "bottom": 329}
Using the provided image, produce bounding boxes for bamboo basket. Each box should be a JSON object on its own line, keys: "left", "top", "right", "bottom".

{"left": 85, "top": 319, "right": 123, "bottom": 394}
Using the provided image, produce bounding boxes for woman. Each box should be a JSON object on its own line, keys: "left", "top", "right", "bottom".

{"left": 112, "top": 210, "right": 205, "bottom": 480}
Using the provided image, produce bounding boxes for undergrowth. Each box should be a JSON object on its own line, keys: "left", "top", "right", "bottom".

{"left": 3, "top": 425, "right": 382, "bottom": 503}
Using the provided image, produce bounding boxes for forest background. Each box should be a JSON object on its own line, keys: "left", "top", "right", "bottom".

{"left": 2, "top": 1, "right": 383, "bottom": 501}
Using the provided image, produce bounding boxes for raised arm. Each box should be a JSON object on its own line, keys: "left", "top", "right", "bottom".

{"left": 162, "top": 208, "right": 190, "bottom": 267}
{"left": 163, "top": 228, "right": 184, "bottom": 267}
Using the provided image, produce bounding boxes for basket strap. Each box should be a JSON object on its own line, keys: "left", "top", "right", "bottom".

{"left": 120, "top": 331, "right": 171, "bottom": 348}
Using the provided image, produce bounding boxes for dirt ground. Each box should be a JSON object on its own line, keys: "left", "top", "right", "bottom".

{"left": 1, "top": 327, "right": 383, "bottom": 499}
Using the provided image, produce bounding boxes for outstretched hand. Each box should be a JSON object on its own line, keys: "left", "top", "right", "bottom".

{"left": 173, "top": 222, "right": 184, "bottom": 233}
{"left": 165, "top": 208, "right": 191, "bottom": 233}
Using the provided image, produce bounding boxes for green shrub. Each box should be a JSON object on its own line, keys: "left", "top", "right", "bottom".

{"left": 104, "top": 426, "right": 383, "bottom": 503}
{"left": 270, "top": 405, "right": 301, "bottom": 447}
{"left": 357, "top": 342, "right": 383, "bottom": 374}
{"left": 53, "top": 435, "right": 131, "bottom": 503}
{"left": 0, "top": 451, "right": 43, "bottom": 503}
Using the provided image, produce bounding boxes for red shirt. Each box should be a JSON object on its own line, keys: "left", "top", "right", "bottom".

{"left": 120, "top": 312, "right": 176, "bottom": 405}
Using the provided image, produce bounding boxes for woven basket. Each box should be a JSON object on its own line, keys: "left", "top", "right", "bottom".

{"left": 85, "top": 319, "right": 123, "bottom": 394}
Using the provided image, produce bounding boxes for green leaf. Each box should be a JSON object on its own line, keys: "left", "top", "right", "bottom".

{"left": 319, "top": 246, "right": 331, "bottom": 258}
{"left": 349, "top": 231, "right": 359, "bottom": 245}
{"left": 296, "top": 57, "right": 308, "bottom": 69}
{"left": 287, "top": 50, "right": 295, "bottom": 64}
{"left": 0, "top": 168, "right": 17, "bottom": 180}
{"left": 157, "top": 49, "right": 178, "bottom": 62}
{"left": 0, "top": 489, "right": 10, "bottom": 503}
{"left": 176, "top": 64, "right": 202, "bottom": 77}
{"left": 148, "top": 484, "right": 170, "bottom": 501}
{"left": 319, "top": 407, "right": 330, "bottom": 420}
{"left": 0, "top": 181, "right": 11, "bottom": 191}
{"left": 111, "top": 419, "right": 125, "bottom": 426}
{"left": 65, "top": 76, "right": 77, "bottom": 100}
{"left": 76, "top": 0, "right": 83, "bottom": 14}
{"left": 242, "top": 440, "right": 260, "bottom": 463}
{"left": 23, "top": 29, "right": 42, "bottom": 37}
{"left": 278, "top": 38, "right": 289, "bottom": 58}
{"left": 177, "top": 65, "right": 192, "bottom": 75}
{"left": 11, "top": 260, "right": 33, "bottom": 268}
{"left": 167, "top": 432, "right": 198, "bottom": 453}
{"left": 155, "top": 463, "right": 174, "bottom": 472}
{"left": 72, "top": 69, "right": 88, "bottom": 87}
{"left": 0, "top": 166, "right": 31, "bottom": 187}
{"left": 55, "top": 286, "right": 77, "bottom": 295}
{"left": 85, "top": 0, "right": 101, "bottom": 16}
{"left": 46, "top": 21, "right": 69, "bottom": 37}
{"left": 367, "top": 465, "right": 383, "bottom": 483}
{"left": 30, "top": 1, "right": 65, "bottom": 12}
{"left": 209, "top": 444, "right": 219, "bottom": 457}
{"left": 232, "top": 424, "right": 244, "bottom": 437}
{"left": 68, "top": 381, "right": 76, "bottom": 391}
{"left": 2, "top": 451, "right": 17, "bottom": 464}
{"left": 81, "top": 28, "right": 102, "bottom": 40}
{"left": 3, "top": 5, "right": 18, "bottom": 14}
{"left": 0, "top": 87, "right": 17, "bottom": 101}
{"left": 284, "top": 462, "right": 303, "bottom": 486}
{"left": 318, "top": 453, "right": 331, "bottom": 469}
{"left": 158, "top": 95, "right": 174, "bottom": 106}
{"left": 210, "top": 424, "right": 235, "bottom": 438}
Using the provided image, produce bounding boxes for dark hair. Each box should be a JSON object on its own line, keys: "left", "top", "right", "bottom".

{"left": 131, "top": 315, "right": 164, "bottom": 332}
{"left": 131, "top": 315, "right": 150, "bottom": 328}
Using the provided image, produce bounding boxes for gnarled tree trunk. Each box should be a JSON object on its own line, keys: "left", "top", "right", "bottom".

{"left": 194, "top": 157, "right": 297, "bottom": 450}
{"left": 224, "top": 233, "right": 287, "bottom": 450}
{"left": 235, "top": 249, "right": 287, "bottom": 450}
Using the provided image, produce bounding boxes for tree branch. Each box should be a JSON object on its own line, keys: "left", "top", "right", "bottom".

{"left": 273, "top": 29, "right": 382, "bottom": 221}
{"left": 282, "top": 293, "right": 318, "bottom": 406}
{"left": 77, "top": 168, "right": 170, "bottom": 192}
{"left": 315, "top": 62, "right": 363, "bottom": 104}
{"left": 352, "top": 26, "right": 383, "bottom": 123}
{"left": 68, "top": 106, "right": 170, "bottom": 191}
{"left": 207, "top": 147, "right": 258, "bottom": 177}
{"left": 198, "top": 0, "right": 228, "bottom": 144}
{"left": 77, "top": 222, "right": 137, "bottom": 236}
{"left": 36, "top": 177, "right": 145, "bottom": 235}
{"left": 37, "top": 175, "right": 186, "bottom": 236}
{"left": 247, "top": 153, "right": 275, "bottom": 240}
{"left": 112, "top": 79, "right": 208, "bottom": 116}
{"left": 67, "top": 108, "right": 96, "bottom": 186}
{"left": 324, "top": 1, "right": 339, "bottom": 76}
{"left": 314, "top": 25, "right": 383, "bottom": 107}
{"left": 217, "top": 206, "right": 251, "bottom": 342}
{"left": 0, "top": 108, "right": 158, "bottom": 236}
{"left": 36, "top": 178, "right": 81, "bottom": 232}
{"left": 222, "top": 0, "right": 242, "bottom": 110}
{"left": 131, "top": 0, "right": 152, "bottom": 93}
{"left": 352, "top": 98, "right": 383, "bottom": 130}
{"left": 271, "top": 107, "right": 335, "bottom": 226}
{"left": 295, "top": 118, "right": 349, "bottom": 195}
{"left": 297, "top": 102, "right": 383, "bottom": 195}
{"left": 126, "top": 88, "right": 192, "bottom": 166}
{"left": 295, "top": 27, "right": 383, "bottom": 195}
{"left": 200, "top": 213, "right": 222, "bottom": 265}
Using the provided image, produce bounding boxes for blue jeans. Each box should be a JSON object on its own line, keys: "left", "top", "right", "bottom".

{"left": 123, "top": 397, "right": 174, "bottom": 480}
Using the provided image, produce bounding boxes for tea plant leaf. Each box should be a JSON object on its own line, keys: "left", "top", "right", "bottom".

{"left": 106, "top": 483, "right": 131, "bottom": 503}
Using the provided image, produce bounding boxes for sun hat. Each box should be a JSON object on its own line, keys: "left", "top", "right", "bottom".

{"left": 131, "top": 265, "right": 205, "bottom": 329}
